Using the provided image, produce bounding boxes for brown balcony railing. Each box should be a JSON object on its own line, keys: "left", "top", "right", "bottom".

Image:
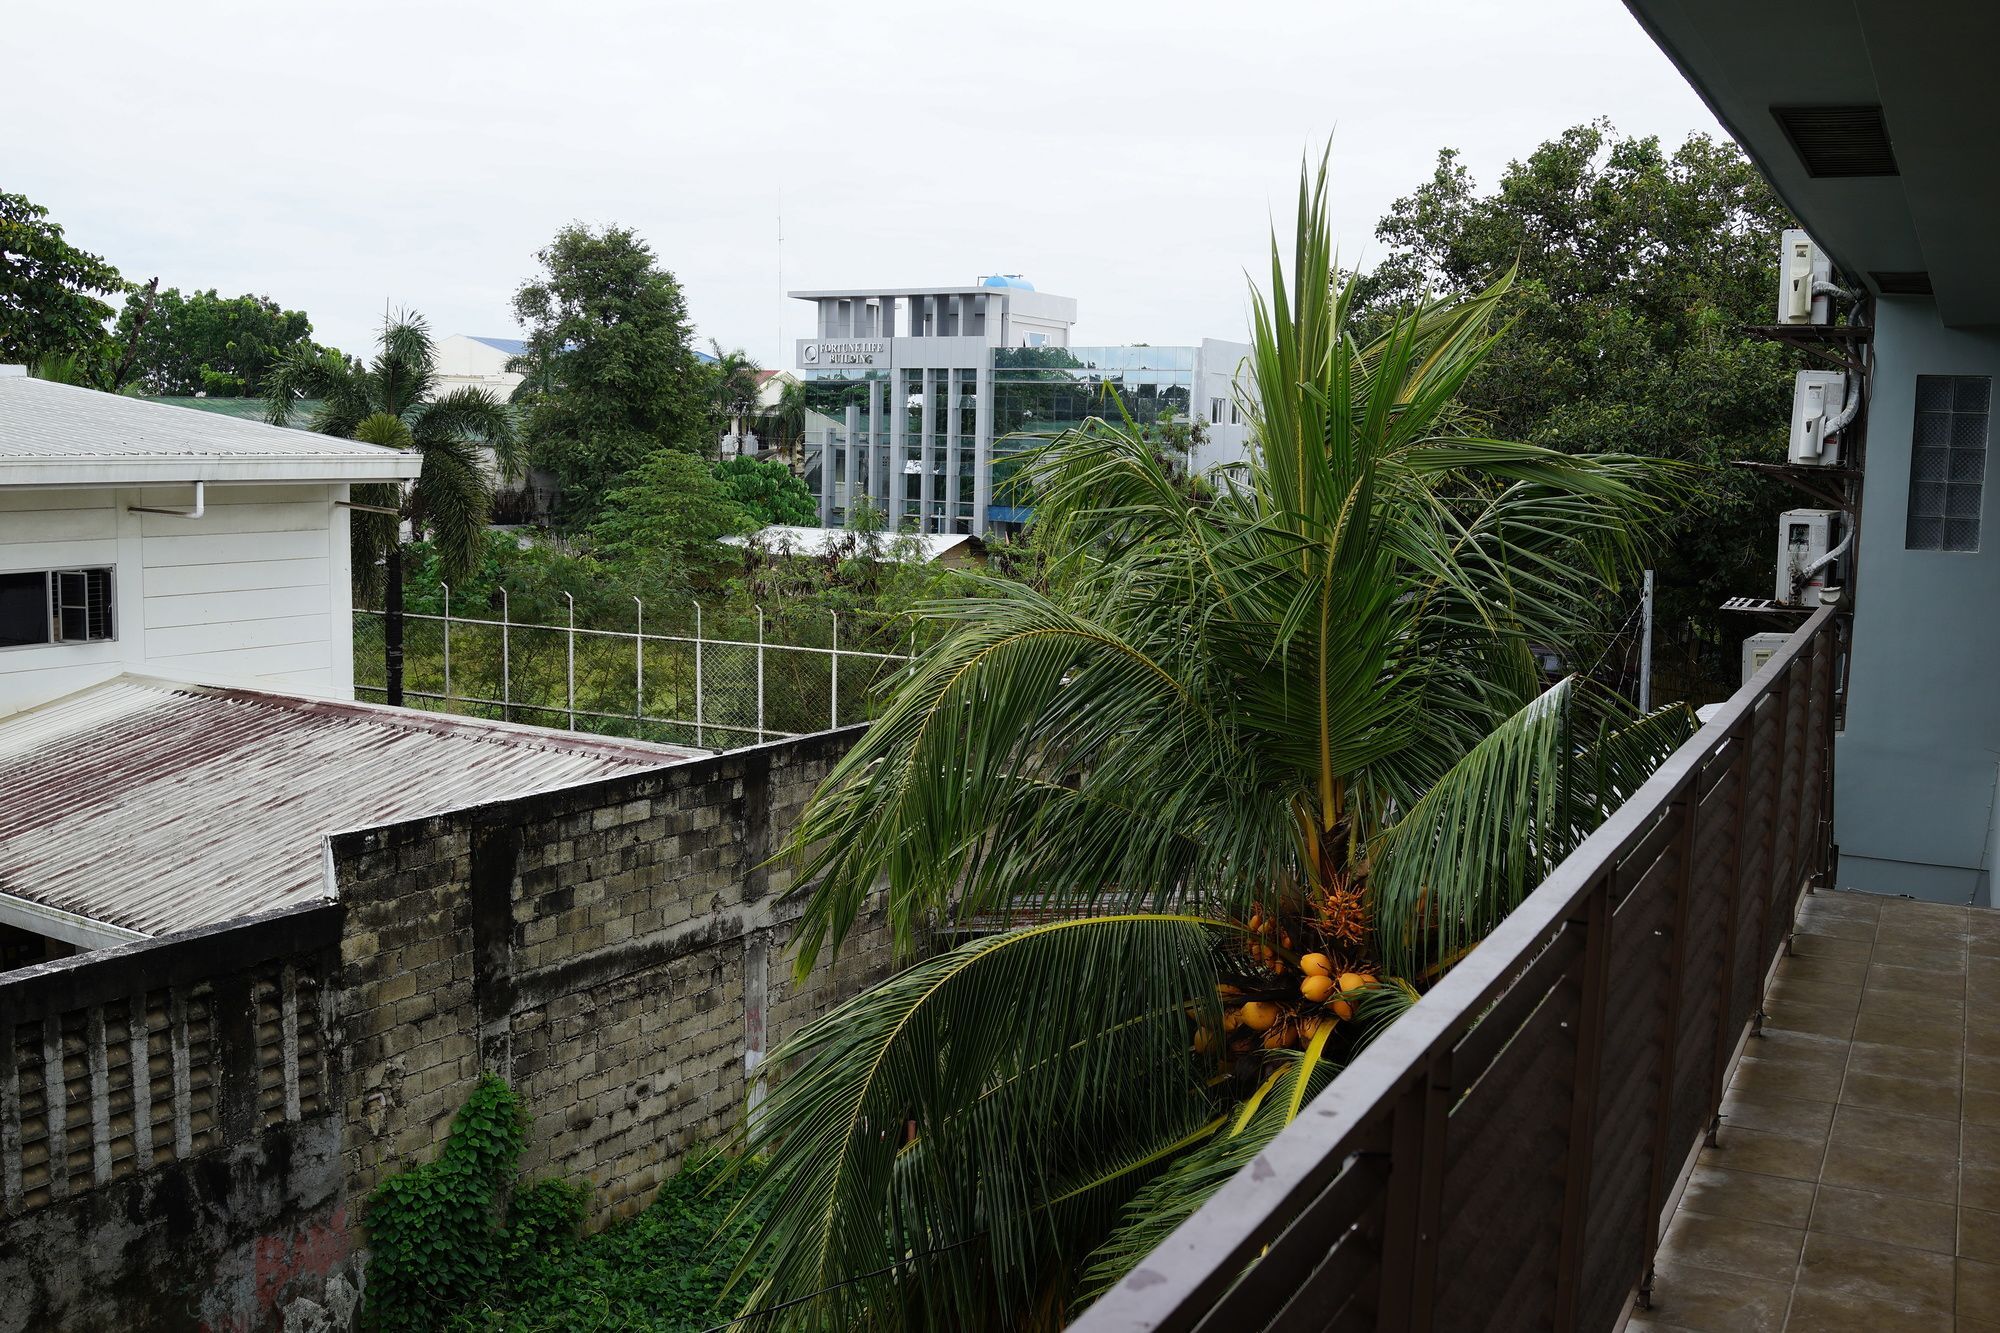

{"left": 1072, "top": 604, "right": 1844, "bottom": 1333}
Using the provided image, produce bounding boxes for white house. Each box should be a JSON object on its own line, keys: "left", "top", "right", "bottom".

{"left": 433, "top": 334, "right": 526, "bottom": 401}
{"left": 0, "top": 366, "right": 420, "bottom": 716}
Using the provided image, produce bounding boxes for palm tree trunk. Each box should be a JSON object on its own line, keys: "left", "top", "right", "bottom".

{"left": 385, "top": 538, "right": 404, "bottom": 707}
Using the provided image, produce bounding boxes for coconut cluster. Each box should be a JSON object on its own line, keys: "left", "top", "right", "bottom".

{"left": 1193, "top": 909, "right": 1379, "bottom": 1057}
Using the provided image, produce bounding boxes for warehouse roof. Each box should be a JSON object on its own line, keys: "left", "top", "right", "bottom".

{"left": 0, "top": 369, "right": 421, "bottom": 486}
{"left": 0, "top": 677, "right": 700, "bottom": 944}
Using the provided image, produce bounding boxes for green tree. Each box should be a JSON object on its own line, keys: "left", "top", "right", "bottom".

{"left": 729, "top": 161, "right": 1693, "bottom": 1329}
{"left": 1355, "top": 121, "right": 1804, "bottom": 696}
{"left": 512, "top": 224, "right": 712, "bottom": 521}
{"left": 587, "top": 449, "right": 753, "bottom": 582}
{"left": 1, "top": 191, "right": 125, "bottom": 366}
{"left": 714, "top": 456, "right": 817, "bottom": 526}
{"left": 112, "top": 286, "right": 319, "bottom": 396}
{"left": 264, "top": 312, "right": 517, "bottom": 590}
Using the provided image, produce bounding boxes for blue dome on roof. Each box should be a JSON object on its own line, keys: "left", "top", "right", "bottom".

{"left": 980, "top": 274, "right": 1035, "bottom": 291}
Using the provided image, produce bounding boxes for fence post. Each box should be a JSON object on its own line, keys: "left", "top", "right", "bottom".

{"left": 830, "top": 611, "right": 840, "bottom": 730}
{"left": 441, "top": 582, "right": 451, "bottom": 704}
{"left": 634, "top": 596, "right": 644, "bottom": 723}
{"left": 693, "top": 600, "right": 705, "bottom": 750}
{"left": 564, "top": 591, "right": 576, "bottom": 730}
{"left": 500, "top": 587, "right": 511, "bottom": 723}
{"left": 757, "top": 605, "right": 767, "bottom": 745}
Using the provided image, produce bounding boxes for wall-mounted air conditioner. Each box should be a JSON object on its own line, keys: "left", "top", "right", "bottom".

{"left": 1776, "top": 508, "right": 1846, "bottom": 605}
{"left": 1778, "top": 229, "right": 1833, "bottom": 325}
{"left": 1789, "top": 370, "right": 1852, "bottom": 466}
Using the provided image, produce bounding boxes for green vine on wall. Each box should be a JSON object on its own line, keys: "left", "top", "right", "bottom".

{"left": 363, "top": 1074, "right": 588, "bottom": 1332}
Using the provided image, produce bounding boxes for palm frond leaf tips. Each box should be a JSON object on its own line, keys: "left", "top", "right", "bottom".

{"left": 731, "top": 153, "right": 1692, "bottom": 1329}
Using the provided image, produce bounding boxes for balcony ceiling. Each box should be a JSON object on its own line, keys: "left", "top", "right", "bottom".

{"left": 1627, "top": 0, "right": 2000, "bottom": 327}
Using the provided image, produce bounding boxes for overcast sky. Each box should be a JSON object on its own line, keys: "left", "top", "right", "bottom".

{"left": 11, "top": 0, "right": 1719, "bottom": 367}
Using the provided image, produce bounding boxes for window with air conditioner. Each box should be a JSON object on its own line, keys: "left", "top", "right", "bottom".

{"left": 1906, "top": 375, "right": 1989, "bottom": 552}
{"left": 0, "top": 567, "right": 115, "bottom": 648}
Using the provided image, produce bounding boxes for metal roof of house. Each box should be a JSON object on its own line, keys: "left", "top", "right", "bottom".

{"left": 469, "top": 336, "right": 528, "bottom": 356}
{"left": 725, "top": 523, "right": 976, "bottom": 564}
{"left": 0, "top": 371, "right": 421, "bottom": 486}
{"left": 0, "top": 677, "right": 701, "bottom": 943}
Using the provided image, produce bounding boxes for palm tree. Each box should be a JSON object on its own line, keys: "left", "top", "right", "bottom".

{"left": 727, "top": 160, "right": 1695, "bottom": 1330}
{"left": 710, "top": 341, "right": 763, "bottom": 462}
{"left": 265, "top": 312, "right": 517, "bottom": 703}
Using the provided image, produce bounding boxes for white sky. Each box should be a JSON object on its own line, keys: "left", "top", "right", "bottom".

{"left": 9, "top": 0, "right": 1720, "bottom": 367}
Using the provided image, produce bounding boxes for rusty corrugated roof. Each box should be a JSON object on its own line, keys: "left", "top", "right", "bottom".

{"left": 0, "top": 677, "right": 701, "bottom": 939}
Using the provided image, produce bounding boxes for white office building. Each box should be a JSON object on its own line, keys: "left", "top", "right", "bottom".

{"left": 792, "top": 276, "right": 1252, "bottom": 535}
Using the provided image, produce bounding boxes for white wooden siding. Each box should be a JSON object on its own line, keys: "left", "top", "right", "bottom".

{"left": 1, "top": 482, "right": 351, "bottom": 716}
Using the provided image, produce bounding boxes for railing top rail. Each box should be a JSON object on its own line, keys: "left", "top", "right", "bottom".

{"left": 1071, "top": 603, "right": 1838, "bottom": 1332}
{"left": 355, "top": 608, "right": 912, "bottom": 662}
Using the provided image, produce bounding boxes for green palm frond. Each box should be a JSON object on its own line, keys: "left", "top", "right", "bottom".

{"left": 729, "top": 914, "right": 1228, "bottom": 1331}
{"left": 1369, "top": 680, "right": 1697, "bottom": 978}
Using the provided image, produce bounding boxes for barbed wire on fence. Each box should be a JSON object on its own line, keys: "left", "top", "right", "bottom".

{"left": 354, "top": 590, "right": 911, "bottom": 752}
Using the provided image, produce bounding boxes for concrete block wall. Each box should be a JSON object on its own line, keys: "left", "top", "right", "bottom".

{"left": 332, "top": 724, "right": 904, "bottom": 1222}
{"left": 0, "top": 904, "right": 349, "bottom": 1333}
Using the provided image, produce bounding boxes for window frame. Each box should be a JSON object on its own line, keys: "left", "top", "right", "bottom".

{"left": 0, "top": 564, "right": 118, "bottom": 652}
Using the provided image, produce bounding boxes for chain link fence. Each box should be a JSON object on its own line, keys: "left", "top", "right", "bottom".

{"left": 354, "top": 595, "right": 910, "bottom": 751}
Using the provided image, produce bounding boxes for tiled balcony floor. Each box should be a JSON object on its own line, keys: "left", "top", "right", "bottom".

{"left": 1639, "top": 891, "right": 2000, "bottom": 1332}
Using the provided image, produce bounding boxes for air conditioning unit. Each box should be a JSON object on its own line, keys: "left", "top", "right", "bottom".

{"left": 1742, "top": 632, "right": 1792, "bottom": 685}
{"left": 1788, "top": 370, "right": 1851, "bottom": 466}
{"left": 1776, "top": 508, "right": 1845, "bottom": 605}
{"left": 1778, "top": 229, "right": 1833, "bottom": 325}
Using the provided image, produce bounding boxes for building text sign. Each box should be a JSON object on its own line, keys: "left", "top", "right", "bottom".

{"left": 798, "top": 339, "right": 888, "bottom": 369}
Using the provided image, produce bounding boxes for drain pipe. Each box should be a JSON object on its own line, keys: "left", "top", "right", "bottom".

{"left": 127, "top": 481, "right": 205, "bottom": 518}
{"left": 1803, "top": 526, "right": 1854, "bottom": 582}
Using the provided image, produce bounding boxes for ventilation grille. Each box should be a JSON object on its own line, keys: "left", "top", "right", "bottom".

{"left": 1772, "top": 105, "right": 1899, "bottom": 178}
{"left": 1872, "top": 271, "right": 1933, "bottom": 296}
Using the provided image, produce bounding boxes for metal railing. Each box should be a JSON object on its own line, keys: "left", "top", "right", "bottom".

{"left": 354, "top": 592, "right": 909, "bottom": 751}
{"left": 1074, "top": 605, "right": 1844, "bottom": 1333}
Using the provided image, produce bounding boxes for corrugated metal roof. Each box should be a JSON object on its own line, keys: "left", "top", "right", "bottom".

{"left": 0, "top": 375, "right": 421, "bottom": 485}
{"left": 0, "top": 677, "right": 701, "bottom": 939}
{"left": 469, "top": 336, "right": 528, "bottom": 356}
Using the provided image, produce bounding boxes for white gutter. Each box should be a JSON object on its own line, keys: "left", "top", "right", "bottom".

{"left": 0, "top": 887, "right": 150, "bottom": 950}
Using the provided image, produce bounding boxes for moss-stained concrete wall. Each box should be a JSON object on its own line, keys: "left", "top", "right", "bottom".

{"left": 331, "top": 724, "right": 902, "bottom": 1223}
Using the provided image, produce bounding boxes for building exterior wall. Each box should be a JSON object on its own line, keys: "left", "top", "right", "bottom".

{"left": 0, "top": 727, "right": 900, "bottom": 1330}
{"left": 1836, "top": 295, "right": 2000, "bottom": 903}
{"left": 1, "top": 482, "right": 354, "bottom": 716}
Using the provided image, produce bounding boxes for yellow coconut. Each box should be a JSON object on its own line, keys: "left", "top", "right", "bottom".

{"left": 1332, "top": 999, "right": 1355, "bottom": 1021}
{"left": 1239, "top": 1001, "right": 1280, "bottom": 1032}
{"left": 1300, "top": 952, "right": 1333, "bottom": 978}
{"left": 1338, "top": 972, "right": 1369, "bottom": 994}
{"left": 1300, "top": 974, "right": 1336, "bottom": 1003}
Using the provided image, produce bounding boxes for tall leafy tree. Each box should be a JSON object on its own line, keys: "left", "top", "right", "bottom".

{"left": 1, "top": 191, "right": 125, "bottom": 366}
{"left": 263, "top": 312, "right": 518, "bottom": 592}
{"left": 587, "top": 449, "right": 752, "bottom": 584}
{"left": 1355, "top": 121, "right": 1804, "bottom": 695}
{"left": 715, "top": 456, "right": 817, "bottom": 526}
{"left": 709, "top": 341, "right": 763, "bottom": 459}
{"left": 512, "top": 225, "right": 712, "bottom": 521}
{"left": 728, "top": 161, "right": 1693, "bottom": 1329}
{"left": 113, "top": 287, "right": 319, "bottom": 396}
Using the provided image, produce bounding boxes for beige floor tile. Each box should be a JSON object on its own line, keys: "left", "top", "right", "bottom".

{"left": 1961, "top": 1256, "right": 2000, "bottom": 1312}
{"left": 1967, "top": 1026, "right": 2000, "bottom": 1061}
{"left": 1820, "top": 1143, "right": 1959, "bottom": 1204}
{"left": 1766, "top": 999, "right": 1860, "bottom": 1041}
{"left": 1681, "top": 1164, "right": 1818, "bottom": 1229}
{"left": 1793, "top": 932, "right": 1874, "bottom": 963}
{"left": 1643, "top": 1261, "right": 1794, "bottom": 1332}
{"left": 1720, "top": 1091, "right": 1836, "bottom": 1144}
{"left": 1964, "top": 1162, "right": 2000, "bottom": 1215}
{"left": 1868, "top": 962, "right": 1964, "bottom": 995}
{"left": 1793, "top": 1231, "right": 1954, "bottom": 1317}
{"left": 1734, "top": 1053, "right": 1847, "bottom": 1104}
{"left": 1869, "top": 942, "right": 1968, "bottom": 973}
{"left": 1801, "top": 893, "right": 1883, "bottom": 922}
{"left": 1848, "top": 1041, "right": 1964, "bottom": 1088}
{"left": 1841, "top": 1069, "right": 1962, "bottom": 1121}
{"left": 1782, "top": 1287, "right": 1952, "bottom": 1330}
{"left": 1808, "top": 1184, "right": 1957, "bottom": 1254}
{"left": 1782, "top": 954, "right": 1867, "bottom": 988}
{"left": 1700, "top": 1125, "right": 1827, "bottom": 1183}
{"left": 1768, "top": 976, "right": 1864, "bottom": 1013}
{"left": 1862, "top": 991, "right": 1967, "bottom": 1026}
{"left": 1966, "top": 1054, "right": 2000, "bottom": 1094}
{"left": 1966, "top": 1088, "right": 2000, "bottom": 1127}
{"left": 1963, "top": 1123, "right": 2000, "bottom": 1168}
{"left": 1960, "top": 1206, "right": 2000, "bottom": 1263}
{"left": 1797, "top": 914, "right": 1880, "bottom": 943}
{"left": 1658, "top": 1211, "right": 1807, "bottom": 1283}
{"left": 1856, "top": 1010, "right": 1964, "bottom": 1053}
{"left": 1830, "top": 1106, "right": 1964, "bottom": 1163}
